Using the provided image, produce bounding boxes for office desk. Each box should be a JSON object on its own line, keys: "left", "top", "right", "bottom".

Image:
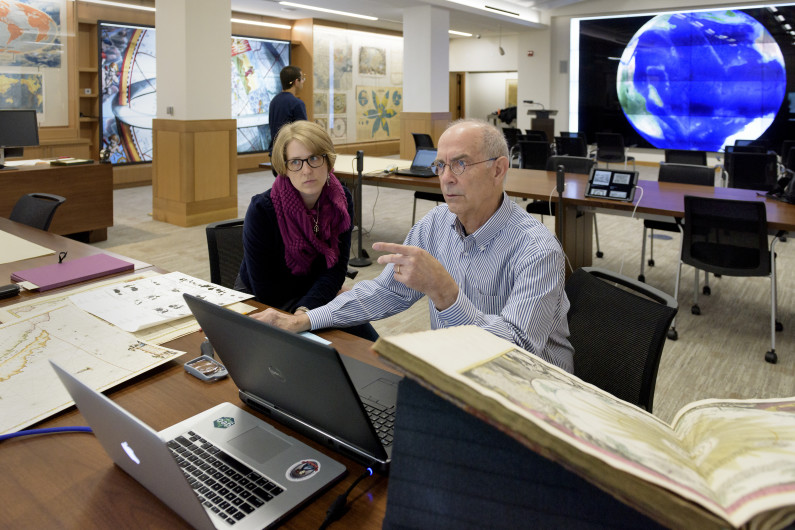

{"left": 503, "top": 169, "right": 795, "bottom": 270}
{"left": 0, "top": 162, "right": 113, "bottom": 242}
{"left": 0, "top": 222, "right": 389, "bottom": 529}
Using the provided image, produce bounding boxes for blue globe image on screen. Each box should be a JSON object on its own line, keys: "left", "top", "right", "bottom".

{"left": 617, "top": 11, "right": 786, "bottom": 152}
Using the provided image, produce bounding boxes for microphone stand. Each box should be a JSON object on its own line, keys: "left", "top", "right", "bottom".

{"left": 349, "top": 150, "right": 372, "bottom": 267}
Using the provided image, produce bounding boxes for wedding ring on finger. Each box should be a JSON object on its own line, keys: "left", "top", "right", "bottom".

{"left": 396, "top": 264, "right": 401, "bottom": 274}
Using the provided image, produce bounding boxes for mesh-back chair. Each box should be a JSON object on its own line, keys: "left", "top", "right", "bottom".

{"left": 664, "top": 149, "right": 707, "bottom": 166}
{"left": 515, "top": 140, "right": 550, "bottom": 170}
{"left": 411, "top": 133, "right": 434, "bottom": 150}
{"left": 206, "top": 218, "right": 246, "bottom": 289}
{"left": 672, "top": 196, "right": 782, "bottom": 363}
{"left": 526, "top": 156, "right": 604, "bottom": 258}
{"left": 9, "top": 192, "right": 66, "bottom": 231}
{"left": 726, "top": 151, "right": 778, "bottom": 192}
{"left": 554, "top": 135, "right": 588, "bottom": 157}
{"left": 566, "top": 267, "right": 678, "bottom": 412}
{"left": 594, "top": 132, "right": 635, "bottom": 170}
{"left": 638, "top": 163, "right": 716, "bottom": 282}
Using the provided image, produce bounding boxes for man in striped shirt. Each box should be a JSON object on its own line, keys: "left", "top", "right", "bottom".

{"left": 256, "top": 119, "right": 574, "bottom": 372}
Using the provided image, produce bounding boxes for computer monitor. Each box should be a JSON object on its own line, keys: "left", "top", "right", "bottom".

{"left": 0, "top": 109, "right": 39, "bottom": 169}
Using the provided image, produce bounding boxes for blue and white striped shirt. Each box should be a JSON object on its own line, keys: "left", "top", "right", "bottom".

{"left": 308, "top": 193, "right": 574, "bottom": 372}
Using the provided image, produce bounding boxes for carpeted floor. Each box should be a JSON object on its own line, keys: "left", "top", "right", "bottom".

{"left": 94, "top": 169, "right": 795, "bottom": 424}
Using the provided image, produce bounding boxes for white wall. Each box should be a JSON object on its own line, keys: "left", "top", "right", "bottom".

{"left": 464, "top": 72, "right": 518, "bottom": 122}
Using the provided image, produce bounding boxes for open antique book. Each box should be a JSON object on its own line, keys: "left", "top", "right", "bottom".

{"left": 372, "top": 326, "right": 795, "bottom": 529}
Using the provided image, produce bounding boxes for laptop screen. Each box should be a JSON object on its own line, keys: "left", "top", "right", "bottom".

{"left": 412, "top": 149, "right": 437, "bottom": 169}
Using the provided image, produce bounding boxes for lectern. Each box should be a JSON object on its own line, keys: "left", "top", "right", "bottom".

{"left": 528, "top": 109, "right": 558, "bottom": 143}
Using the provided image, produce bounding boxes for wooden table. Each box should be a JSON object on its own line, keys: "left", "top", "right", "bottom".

{"left": 0, "top": 162, "right": 113, "bottom": 242}
{"left": 0, "top": 220, "right": 389, "bottom": 529}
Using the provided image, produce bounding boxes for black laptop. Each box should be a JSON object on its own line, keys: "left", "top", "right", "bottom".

{"left": 183, "top": 294, "right": 402, "bottom": 473}
{"left": 395, "top": 148, "right": 437, "bottom": 177}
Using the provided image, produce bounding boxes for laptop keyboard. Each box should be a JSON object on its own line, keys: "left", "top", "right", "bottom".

{"left": 167, "top": 431, "right": 284, "bottom": 526}
{"left": 363, "top": 403, "right": 396, "bottom": 446}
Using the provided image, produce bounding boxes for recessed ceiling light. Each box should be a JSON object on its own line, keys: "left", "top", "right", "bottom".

{"left": 449, "top": 30, "right": 473, "bottom": 37}
{"left": 231, "top": 18, "right": 291, "bottom": 30}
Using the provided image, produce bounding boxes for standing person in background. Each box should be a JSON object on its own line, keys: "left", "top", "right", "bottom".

{"left": 268, "top": 66, "right": 307, "bottom": 158}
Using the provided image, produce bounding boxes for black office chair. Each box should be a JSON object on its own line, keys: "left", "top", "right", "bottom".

{"left": 514, "top": 140, "right": 550, "bottom": 170}
{"left": 638, "top": 163, "right": 716, "bottom": 282}
{"left": 566, "top": 267, "right": 678, "bottom": 412}
{"left": 9, "top": 192, "right": 66, "bottom": 231}
{"left": 206, "top": 218, "right": 246, "bottom": 289}
{"left": 593, "top": 132, "right": 635, "bottom": 170}
{"left": 554, "top": 135, "right": 588, "bottom": 157}
{"left": 664, "top": 149, "right": 707, "bottom": 166}
{"left": 526, "top": 156, "right": 603, "bottom": 258}
{"left": 411, "top": 133, "right": 434, "bottom": 150}
{"left": 735, "top": 138, "right": 770, "bottom": 150}
{"left": 725, "top": 151, "right": 778, "bottom": 192}
{"left": 523, "top": 129, "right": 548, "bottom": 142}
{"left": 207, "top": 218, "right": 358, "bottom": 288}
{"left": 503, "top": 127, "right": 522, "bottom": 165}
{"left": 671, "top": 196, "right": 782, "bottom": 363}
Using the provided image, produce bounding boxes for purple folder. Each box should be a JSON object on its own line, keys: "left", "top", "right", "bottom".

{"left": 11, "top": 254, "right": 135, "bottom": 291}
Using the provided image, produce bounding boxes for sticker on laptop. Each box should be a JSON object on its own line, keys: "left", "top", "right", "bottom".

{"left": 286, "top": 459, "right": 320, "bottom": 481}
{"left": 213, "top": 417, "right": 235, "bottom": 429}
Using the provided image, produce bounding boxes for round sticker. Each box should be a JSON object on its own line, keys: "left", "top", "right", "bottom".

{"left": 286, "top": 459, "right": 320, "bottom": 482}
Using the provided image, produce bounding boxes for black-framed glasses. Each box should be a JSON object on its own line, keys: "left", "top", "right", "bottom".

{"left": 286, "top": 154, "right": 326, "bottom": 172}
{"left": 431, "top": 157, "right": 497, "bottom": 176}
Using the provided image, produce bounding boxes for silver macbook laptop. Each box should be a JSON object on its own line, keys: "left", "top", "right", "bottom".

{"left": 395, "top": 148, "right": 437, "bottom": 177}
{"left": 183, "top": 294, "right": 402, "bottom": 473}
{"left": 50, "top": 360, "right": 345, "bottom": 530}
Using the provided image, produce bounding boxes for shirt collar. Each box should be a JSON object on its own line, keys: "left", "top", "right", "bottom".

{"left": 451, "top": 192, "right": 511, "bottom": 244}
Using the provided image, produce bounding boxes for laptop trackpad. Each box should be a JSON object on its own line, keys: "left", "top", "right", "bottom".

{"left": 360, "top": 378, "right": 398, "bottom": 404}
{"left": 228, "top": 426, "right": 291, "bottom": 464}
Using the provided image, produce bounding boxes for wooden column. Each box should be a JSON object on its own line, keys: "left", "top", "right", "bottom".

{"left": 152, "top": 119, "right": 238, "bottom": 226}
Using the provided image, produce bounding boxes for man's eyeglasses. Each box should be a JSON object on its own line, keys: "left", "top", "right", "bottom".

{"left": 430, "top": 157, "right": 497, "bottom": 176}
{"left": 286, "top": 154, "right": 326, "bottom": 172}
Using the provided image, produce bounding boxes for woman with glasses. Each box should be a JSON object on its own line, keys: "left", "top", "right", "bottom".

{"left": 236, "top": 120, "right": 379, "bottom": 338}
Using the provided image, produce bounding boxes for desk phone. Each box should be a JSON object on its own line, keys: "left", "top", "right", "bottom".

{"left": 585, "top": 168, "right": 639, "bottom": 202}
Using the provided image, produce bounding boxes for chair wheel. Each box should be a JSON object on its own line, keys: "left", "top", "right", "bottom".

{"left": 647, "top": 259, "right": 655, "bottom": 267}
{"left": 667, "top": 328, "right": 678, "bottom": 341}
{"left": 776, "top": 321, "right": 784, "bottom": 332}
{"left": 638, "top": 274, "right": 645, "bottom": 282}
{"left": 691, "top": 305, "right": 701, "bottom": 315}
{"left": 765, "top": 350, "right": 778, "bottom": 364}
{"left": 596, "top": 251, "right": 604, "bottom": 258}
{"left": 702, "top": 286, "right": 711, "bottom": 295}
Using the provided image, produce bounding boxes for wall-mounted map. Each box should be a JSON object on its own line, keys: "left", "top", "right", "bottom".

{"left": 0, "top": 0, "right": 62, "bottom": 67}
{"left": 358, "top": 46, "right": 386, "bottom": 76}
{"left": 356, "top": 85, "right": 402, "bottom": 140}
{"left": 0, "top": 73, "right": 42, "bottom": 111}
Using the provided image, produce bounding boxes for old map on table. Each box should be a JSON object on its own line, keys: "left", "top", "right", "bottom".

{"left": 0, "top": 303, "right": 183, "bottom": 434}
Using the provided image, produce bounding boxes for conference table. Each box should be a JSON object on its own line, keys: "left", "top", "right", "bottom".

{"left": 321, "top": 155, "right": 795, "bottom": 272}
{"left": 0, "top": 218, "right": 389, "bottom": 529}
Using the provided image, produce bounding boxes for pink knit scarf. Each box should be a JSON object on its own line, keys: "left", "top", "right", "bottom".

{"left": 271, "top": 172, "right": 351, "bottom": 275}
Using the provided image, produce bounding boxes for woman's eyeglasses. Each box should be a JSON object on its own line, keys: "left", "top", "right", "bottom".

{"left": 286, "top": 154, "right": 326, "bottom": 172}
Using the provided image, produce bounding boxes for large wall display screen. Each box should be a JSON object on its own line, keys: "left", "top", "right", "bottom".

{"left": 573, "top": 6, "right": 795, "bottom": 152}
{"left": 99, "top": 22, "right": 289, "bottom": 165}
